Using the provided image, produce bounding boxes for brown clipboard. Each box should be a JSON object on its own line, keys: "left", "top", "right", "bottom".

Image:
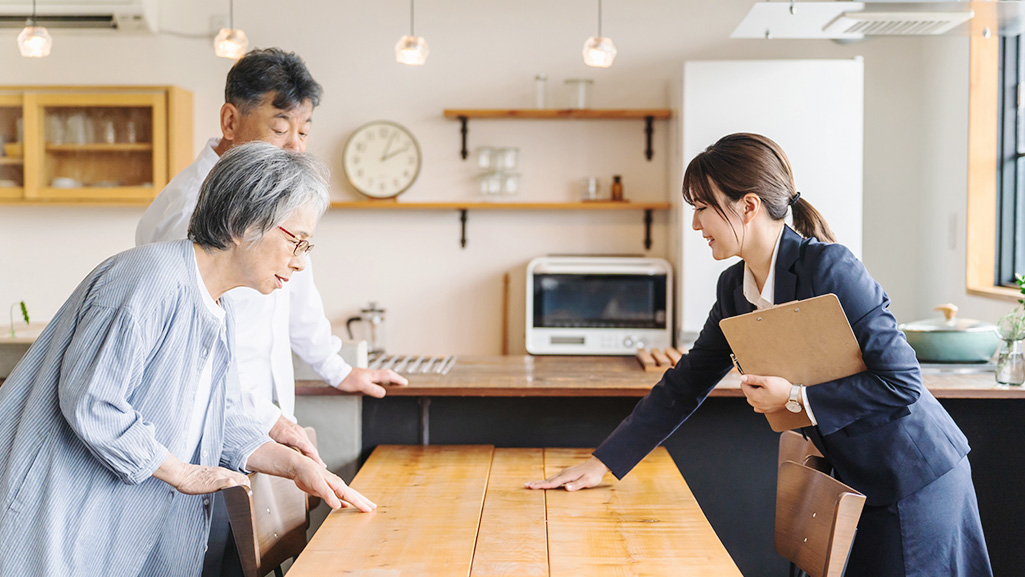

{"left": 718, "top": 293, "right": 867, "bottom": 432}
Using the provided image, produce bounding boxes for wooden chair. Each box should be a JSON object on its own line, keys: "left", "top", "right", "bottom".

{"left": 775, "top": 460, "right": 866, "bottom": 577}
{"left": 223, "top": 428, "right": 316, "bottom": 577}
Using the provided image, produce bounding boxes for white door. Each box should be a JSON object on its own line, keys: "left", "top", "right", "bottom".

{"left": 674, "top": 59, "right": 864, "bottom": 341}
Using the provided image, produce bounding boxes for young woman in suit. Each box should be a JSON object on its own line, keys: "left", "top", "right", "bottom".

{"left": 527, "top": 133, "right": 992, "bottom": 577}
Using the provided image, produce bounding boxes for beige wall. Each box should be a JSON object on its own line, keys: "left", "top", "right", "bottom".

{"left": 0, "top": 0, "right": 1010, "bottom": 354}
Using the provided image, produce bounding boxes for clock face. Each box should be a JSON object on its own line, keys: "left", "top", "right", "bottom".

{"left": 342, "top": 121, "right": 422, "bottom": 199}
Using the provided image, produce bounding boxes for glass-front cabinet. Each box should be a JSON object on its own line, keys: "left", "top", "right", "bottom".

{"left": 0, "top": 94, "right": 24, "bottom": 200}
{"left": 0, "top": 86, "right": 192, "bottom": 203}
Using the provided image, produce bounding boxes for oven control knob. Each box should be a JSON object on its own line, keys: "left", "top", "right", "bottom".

{"left": 623, "top": 336, "right": 636, "bottom": 349}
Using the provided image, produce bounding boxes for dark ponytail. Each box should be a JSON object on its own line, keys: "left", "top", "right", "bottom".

{"left": 790, "top": 196, "right": 835, "bottom": 243}
{"left": 682, "top": 133, "right": 836, "bottom": 243}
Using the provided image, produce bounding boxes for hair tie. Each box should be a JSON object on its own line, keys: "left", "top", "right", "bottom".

{"left": 788, "top": 192, "right": 801, "bottom": 207}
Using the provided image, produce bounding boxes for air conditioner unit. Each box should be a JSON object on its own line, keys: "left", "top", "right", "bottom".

{"left": 0, "top": 0, "right": 158, "bottom": 33}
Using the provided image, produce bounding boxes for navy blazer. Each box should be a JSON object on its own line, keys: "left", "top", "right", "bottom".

{"left": 593, "top": 226, "right": 969, "bottom": 506}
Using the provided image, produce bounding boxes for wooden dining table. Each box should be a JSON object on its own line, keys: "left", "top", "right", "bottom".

{"left": 286, "top": 444, "right": 743, "bottom": 577}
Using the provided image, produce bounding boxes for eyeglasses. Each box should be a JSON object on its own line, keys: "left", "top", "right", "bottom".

{"left": 278, "top": 226, "right": 314, "bottom": 256}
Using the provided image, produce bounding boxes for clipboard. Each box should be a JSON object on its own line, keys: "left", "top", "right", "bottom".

{"left": 719, "top": 293, "right": 867, "bottom": 432}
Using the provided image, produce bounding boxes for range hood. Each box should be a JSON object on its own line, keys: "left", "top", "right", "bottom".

{"left": 732, "top": 0, "right": 1025, "bottom": 39}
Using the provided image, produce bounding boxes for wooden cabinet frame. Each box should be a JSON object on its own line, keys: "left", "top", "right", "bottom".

{"left": 0, "top": 86, "right": 192, "bottom": 205}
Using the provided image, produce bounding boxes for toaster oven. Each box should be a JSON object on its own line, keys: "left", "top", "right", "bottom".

{"left": 526, "top": 256, "right": 673, "bottom": 355}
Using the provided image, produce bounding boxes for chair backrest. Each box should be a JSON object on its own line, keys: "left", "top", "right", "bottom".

{"left": 778, "top": 429, "right": 824, "bottom": 470}
{"left": 775, "top": 460, "right": 866, "bottom": 577}
{"left": 223, "top": 428, "right": 315, "bottom": 577}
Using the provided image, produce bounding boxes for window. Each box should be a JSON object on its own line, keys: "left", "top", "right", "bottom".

{"left": 967, "top": 32, "right": 1018, "bottom": 300}
{"left": 997, "top": 34, "right": 1025, "bottom": 287}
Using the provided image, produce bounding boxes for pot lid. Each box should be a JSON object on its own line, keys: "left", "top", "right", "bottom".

{"left": 899, "top": 303, "right": 998, "bottom": 333}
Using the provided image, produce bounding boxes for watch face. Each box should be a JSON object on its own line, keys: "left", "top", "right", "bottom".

{"left": 342, "top": 121, "right": 422, "bottom": 199}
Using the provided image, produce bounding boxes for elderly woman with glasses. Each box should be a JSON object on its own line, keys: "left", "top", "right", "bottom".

{"left": 0, "top": 142, "right": 374, "bottom": 577}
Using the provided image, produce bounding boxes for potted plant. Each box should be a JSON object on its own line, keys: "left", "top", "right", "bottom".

{"left": 8, "top": 301, "right": 28, "bottom": 339}
{"left": 995, "top": 276, "right": 1025, "bottom": 385}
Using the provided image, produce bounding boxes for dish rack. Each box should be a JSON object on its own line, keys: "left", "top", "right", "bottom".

{"left": 368, "top": 354, "right": 457, "bottom": 375}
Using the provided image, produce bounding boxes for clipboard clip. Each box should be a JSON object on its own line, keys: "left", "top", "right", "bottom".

{"left": 730, "top": 353, "right": 744, "bottom": 375}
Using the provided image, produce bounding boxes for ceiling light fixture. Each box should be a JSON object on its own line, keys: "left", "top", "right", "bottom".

{"left": 214, "top": 0, "right": 248, "bottom": 60}
{"left": 18, "top": 0, "right": 52, "bottom": 58}
{"left": 583, "top": 0, "right": 616, "bottom": 68}
{"left": 395, "top": 0, "right": 428, "bottom": 65}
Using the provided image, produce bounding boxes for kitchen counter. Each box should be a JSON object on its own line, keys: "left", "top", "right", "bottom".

{"left": 295, "top": 354, "right": 1025, "bottom": 399}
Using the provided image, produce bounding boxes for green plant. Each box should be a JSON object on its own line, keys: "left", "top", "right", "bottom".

{"left": 8, "top": 301, "right": 28, "bottom": 339}
{"left": 1001, "top": 274, "right": 1025, "bottom": 341}
{"left": 998, "top": 306, "right": 1025, "bottom": 341}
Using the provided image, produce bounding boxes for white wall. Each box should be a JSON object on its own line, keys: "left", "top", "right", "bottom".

{"left": 0, "top": 0, "right": 1007, "bottom": 355}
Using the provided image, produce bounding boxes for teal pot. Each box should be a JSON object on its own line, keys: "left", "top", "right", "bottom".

{"left": 898, "top": 304, "right": 1000, "bottom": 363}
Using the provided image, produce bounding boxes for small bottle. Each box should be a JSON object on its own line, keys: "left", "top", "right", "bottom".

{"left": 611, "top": 175, "right": 624, "bottom": 201}
{"left": 534, "top": 74, "right": 548, "bottom": 109}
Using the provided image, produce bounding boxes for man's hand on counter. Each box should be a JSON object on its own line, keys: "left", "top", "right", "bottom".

{"left": 335, "top": 368, "right": 409, "bottom": 398}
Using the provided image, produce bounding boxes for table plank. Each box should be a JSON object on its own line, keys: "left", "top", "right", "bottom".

{"left": 286, "top": 445, "right": 495, "bottom": 577}
{"left": 543, "top": 448, "right": 743, "bottom": 577}
{"left": 470, "top": 448, "right": 548, "bottom": 577}
{"left": 288, "top": 446, "right": 742, "bottom": 577}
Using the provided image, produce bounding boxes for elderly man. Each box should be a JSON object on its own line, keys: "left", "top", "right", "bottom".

{"left": 0, "top": 143, "right": 375, "bottom": 577}
{"left": 138, "top": 48, "right": 406, "bottom": 460}
{"left": 137, "top": 49, "right": 406, "bottom": 574}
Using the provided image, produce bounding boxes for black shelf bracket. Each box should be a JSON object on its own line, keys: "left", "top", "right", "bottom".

{"left": 458, "top": 116, "right": 469, "bottom": 160}
{"left": 644, "top": 209, "right": 653, "bottom": 250}
{"left": 459, "top": 209, "right": 468, "bottom": 248}
{"left": 644, "top": 115, "right": 655, "bottom": 161}
{"left": 452, "top": 113, "right": 661, "bottom": 160}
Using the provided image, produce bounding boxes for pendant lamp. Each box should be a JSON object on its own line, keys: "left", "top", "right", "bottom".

{"left": 395, "top": 0, "right": 428, "bottom": 65}
{"left": 214, "top": 0, "right": 248, "bottom": 59}
{"left": 18, "top": 0, "right": 52, "bottom": 58}
{"left": 583, "top": 0, "right": 616, "bottom": 68}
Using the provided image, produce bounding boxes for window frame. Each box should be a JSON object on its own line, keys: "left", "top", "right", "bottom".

{"left": 967, "top": 27, "right": 1020, "bottom": 301}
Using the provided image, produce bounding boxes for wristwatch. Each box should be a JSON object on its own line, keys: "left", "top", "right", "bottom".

{"left": 785, "top": 384, "right": 804, "bottom": 413}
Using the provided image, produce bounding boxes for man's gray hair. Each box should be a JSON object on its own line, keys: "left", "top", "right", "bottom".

{"left": 188, "top": 141, "right": 330, "bottom": 250}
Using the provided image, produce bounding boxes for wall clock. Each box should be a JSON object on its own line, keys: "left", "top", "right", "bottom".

{"left": 342, "top": 120, "right": 422, "bottom": 199}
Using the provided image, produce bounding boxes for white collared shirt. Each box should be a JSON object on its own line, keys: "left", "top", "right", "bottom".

{"left": 137, "top": 138, "right": 353, "bottom": 432}
{"left": 742, "top": 226, "right": 817, "bottom": 425}
{"left": 186, "top": 247, "right": 226, "bottom": 462}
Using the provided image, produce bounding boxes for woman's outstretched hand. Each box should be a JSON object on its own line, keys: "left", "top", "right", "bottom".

{"left": 525, "top": 456, "right": 610, "bottom": 491}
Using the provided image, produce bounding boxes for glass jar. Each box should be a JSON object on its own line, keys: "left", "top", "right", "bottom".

{"left": 995, "top": 339, "right": 1025, "bottom": 386}
{"left": 564, "top": 79, "right": 593, "bottom": 109}
{"left": 534, "top": 74, "right": 547, "bottom": 109}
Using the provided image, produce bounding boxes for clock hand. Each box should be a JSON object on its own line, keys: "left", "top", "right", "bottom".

{"left": 379, "top": 132, "right": 398, "bottom": 162}
{"left": 382, "top": 146, "right": 411, "bottom": 161}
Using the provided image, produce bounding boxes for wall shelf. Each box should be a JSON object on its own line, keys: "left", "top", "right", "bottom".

{"left": 46, "top": 143, "right": 153, "bottom": 152}
{"left": 329, "top": 200, "right": 670, "bottom": 249}
{"left": 441, "top": 108, "right": 672, "bottom": 161}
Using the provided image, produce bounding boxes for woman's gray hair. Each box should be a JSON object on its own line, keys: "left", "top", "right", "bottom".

{"left": 188, "top": 141, "right": 330, "bottom": 250}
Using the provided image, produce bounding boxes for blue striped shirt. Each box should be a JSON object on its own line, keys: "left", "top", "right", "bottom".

{"left": 0, "top": 240, "right": 271, "bottom": 577}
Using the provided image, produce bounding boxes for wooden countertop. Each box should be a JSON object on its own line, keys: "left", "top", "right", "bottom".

{"left": 286, "top": 445, "right": 742, "bottom": 577}
{"left": 296, "top": 355, "right": 1025, "bottom": 399}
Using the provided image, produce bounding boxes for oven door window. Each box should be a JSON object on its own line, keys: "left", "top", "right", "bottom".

{"left": 533, "top": 274, "right": 667, "bottom": 329}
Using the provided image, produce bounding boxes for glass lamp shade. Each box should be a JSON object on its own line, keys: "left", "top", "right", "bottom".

{"left": 18, "top": 25, "right": 52, "bottom": 58}
{"left": 395, "top": 35, "right": 429, "bottom": 65}
{"left": 214, "top": 28, "right": 249, "bottom": 59}
{"left": 582, "top": 36, "right": 617, "bottom": 68}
